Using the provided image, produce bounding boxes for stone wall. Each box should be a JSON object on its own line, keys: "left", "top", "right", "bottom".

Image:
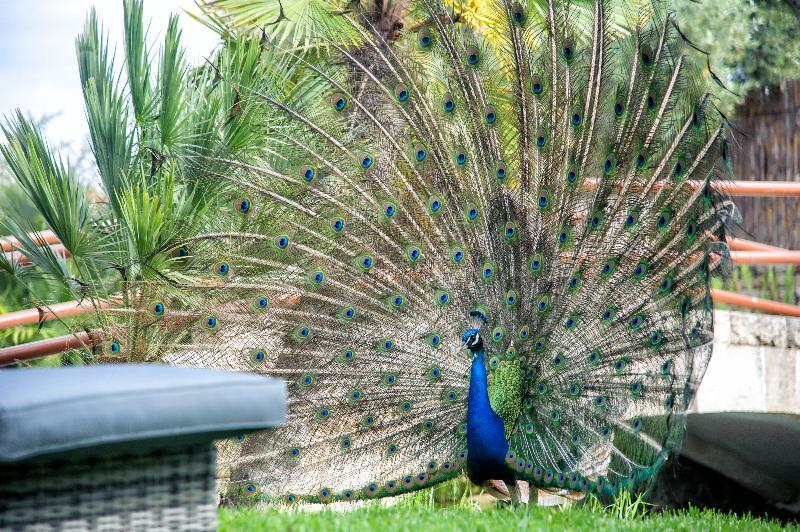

{"left": 692, "top": 310, "right": 800, "bottom": 415}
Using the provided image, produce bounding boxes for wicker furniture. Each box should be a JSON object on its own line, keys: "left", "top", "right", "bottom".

{"left": 0, "top": 365, "right": 286, "bottom": 531}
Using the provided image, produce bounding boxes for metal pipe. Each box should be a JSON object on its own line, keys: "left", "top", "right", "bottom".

{"left": 0, "top": 300, "right": 109, "bottom": 330}
{"left": 0, "top": 230, "right": 60, "bottom": 252}
{"left": 579, "top": 179, "right": 800, "bottom": 197}
{"left": 0, "top": 331, "right": 101, "bottom": 366}
{"left": 729, "top": 250, "right": 800, "bottom": 265}
{"left": 711, "top": 180, "right": 800, "bottom": 197}
{"left": 4, "top": 244, "right": 71, "bottom": 265}
{"left": 711, "top": 289, "right": 800, "bottom": 317}
{"left": 726, "top": 237, "right": 785, "bottom": 252}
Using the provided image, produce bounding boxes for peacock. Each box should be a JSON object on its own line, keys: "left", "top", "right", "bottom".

{"left": 92, "top": 0, "right": 734, "bottom": 505}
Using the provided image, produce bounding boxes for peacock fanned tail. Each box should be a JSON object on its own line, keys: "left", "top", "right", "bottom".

{"left": 98, "top": 0, "right": 732, "bottom": 504}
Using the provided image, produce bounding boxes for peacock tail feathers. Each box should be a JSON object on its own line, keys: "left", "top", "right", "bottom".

{"left": 93, "top": 0, "right": 731, "bottom": 503}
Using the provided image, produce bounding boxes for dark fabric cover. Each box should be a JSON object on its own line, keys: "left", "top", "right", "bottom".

{"left": 0, "top": 364, "right": 286, "bottom": 462}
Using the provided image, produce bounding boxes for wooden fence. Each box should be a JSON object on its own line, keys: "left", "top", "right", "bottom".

{"left": 732, "top": 80, "right": 800, "bottom": 249}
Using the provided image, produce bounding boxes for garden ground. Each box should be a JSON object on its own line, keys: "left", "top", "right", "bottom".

{"left": 219, "top": 503, "right": 791, "bottom": 531}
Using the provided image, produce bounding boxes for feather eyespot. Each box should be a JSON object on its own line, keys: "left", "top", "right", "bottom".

{"left": 235, "top": 198, "right": 251, "bottom": 213}
{"left": 533, "top": 192, "right": 549, "bottom": 212}
{"left": 495, "top": 161, "right": 507, "bottom": 181}
{"left": 536, "top": 294, "right": 551, "bottom": 313}
{"left": 274, "top": 235, "right": 289, "bottom": 249}
{"left": 504, "top": 221, "right": 518, "bottom": 241}
{"left": 356, "top": 253, "right": 374, "bottom": 272}
{"left": 533, "top": 337, "right": 546, "bottom": 351}
{"left": 359, "top": 153, "right": 374, "bottom": 169}
{"left": 530, "top": 253, "right": 544, "bottom": 274}
{"left": 484, "top": 106, "right": 496, "bottom": 124}
{"left": 405, "top": 244, "right": 422, "bottom": 263}
{"left": 466, "top": 46, "right": 480, "bottom": 65}
{"left": 481, "top": 261, "right": 496, "bottom": 281}
{"left": 215, "top": 262, "right": 230, "bottom": 276}
{"left": 299, "top": 165, "right": 316, "bottom": 183}
{"left": 464, "top": 202, "right": 479, "bottom": 221}
{"left": 339, "top": 348, "right": 354, "bottom": 365}
{"left": 589, "top": 210, "right": 603, "bottom": 230}
{"left": 650, "top": 330, "right": 664, "bottom": 347}
{"left": 428, "top": 195, "right": 443, "bottom": 214}
{"left": 394, "top": 84, "right": 409, "bottom": 102}
{"left": 531, "top": 74, "right": 543, "bottom": 95}
{"left": 657, "top": 208, "right": 672, "bottom": 230}
{"left": 647, "top": 91, "right": 657, "bottom": 110}
{"left": 603, "top": 154, "right": 617, "bottom": 175}
{"left": 492, "top": 327, "right": 505, "bottom": 342}
{"left": 600, "top": 258, "right": 616, "bottom": 278}
{"left": 636, "top": 149, "right": 647, "bottom": 168}
{"left": 641, "top": 45, "right": 654, "bottom": 66}
{"left": 425, "top": 365, "right": 442, "bottom": 381}
{"left": 563, "top": 38, "right": 573, "bottom": 60}
{"left": 388, "top": 293, "right": 405, "bottom": 309}
{"left": 331, "top": 93, "right": 347, "bottom": 111}
{"left": 673, "top": 157, "right": 686, "bottom": 179}
{"left": 250, "top": 349, "right": 266, "bottom": 364}
{"left": 418, "top": 29, "right": 432, "bottom": 48}
{"left": 564, "top": 313, "right": 579, "bottom": 331}
{"left": 442, "top": 92, "right": 455, "bottom": 113}
{"left": 413, "top": 143, "right": 427, "bottom": 162}
{"left": 451, "top": 245, "right": 465, "bottom": 264}
{"left": 511, "top": 2, "right": 525, "bottom": 23}
{"left": 435, "top": 289, "right": 451, "bottom": 306}
{"left": 152, "top": 302, "right": 165, "bottom": 316}
{"left": 254, "top": 295, "right": 269, "bottom": 310}
{"left": 557, "top": 226, "right": 572, "bottom": 247}
{"left": 308, "top": 269, "right": 325, "bottom": 286}
{"left": 505, "top": 289, "right": 518, "bottom": 306}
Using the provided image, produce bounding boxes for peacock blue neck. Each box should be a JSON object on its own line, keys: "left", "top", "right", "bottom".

{"left": 466, "top": 347, "right": 510, "bottom": 483}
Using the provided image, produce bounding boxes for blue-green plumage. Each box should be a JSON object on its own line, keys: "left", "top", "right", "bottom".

{"left": 465, "top": 339, "right": 512, "bottom": 484}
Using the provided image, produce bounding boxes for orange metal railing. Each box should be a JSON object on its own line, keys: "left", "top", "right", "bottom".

{"left": 726, "top": 237, "right": 784, "bottom": 252}
{"left": 730, "top": 250, "right": 800, "bottom": 265}
{"left": 0, "top": 300, "right": 110, "bottom": 330}
{"left": 0, "top": 230, "right": 61, "bottom": 252}
{"left": 711, "top": 180, "right": 800, "bottom": 197}
{"left": 0, "top": 331, "right": 101, "bottom": 366}
{"left": 711, "top": 289, "right": 800, "bottom": 318}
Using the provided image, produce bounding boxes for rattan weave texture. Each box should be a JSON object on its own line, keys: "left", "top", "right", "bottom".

{"left": 0, "top": 444, "right": 218, "bottom": 532}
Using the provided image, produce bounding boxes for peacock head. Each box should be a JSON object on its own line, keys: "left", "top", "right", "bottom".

{"left": 461, "top": 328, "right": 483, "bottom": 354}
{"left": 462, "top": 307, "right": 489, "bottom": 354}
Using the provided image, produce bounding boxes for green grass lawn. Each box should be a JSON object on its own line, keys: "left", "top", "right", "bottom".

{"left": 219, "top": 504, "right": 790, "bottom": 531}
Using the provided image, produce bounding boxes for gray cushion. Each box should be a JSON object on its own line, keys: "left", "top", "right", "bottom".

{"left": 0, "top": 364, "right": 286, "bottom": 462}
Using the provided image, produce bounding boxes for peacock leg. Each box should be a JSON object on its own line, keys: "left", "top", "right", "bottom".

{"left": 509, "top": 480, "right": 530, "bottom": 506}
{"left": 482, "top": 479, "right": 510, "bottom": 500}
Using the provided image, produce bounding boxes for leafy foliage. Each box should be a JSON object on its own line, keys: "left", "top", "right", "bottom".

{"left": 0, "top": 0, "right": 326, "bottom": 361}
{"left": 672, "top": 0, "right": 800, "bottom": 113}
